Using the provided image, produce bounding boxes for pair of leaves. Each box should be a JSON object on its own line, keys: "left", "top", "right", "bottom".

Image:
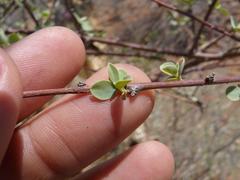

{"left": 226, "top": 85, "right": 240, "bottom": 101}
{"left": 160, "top": 57, "right": 185, "bottom": 81}
{"left": 90, "top": 64, "right": 132, "bottom": 100}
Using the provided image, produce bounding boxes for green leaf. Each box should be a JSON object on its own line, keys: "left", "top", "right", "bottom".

{"left": 108, "top": 63, "right": 119, "bottom": 84}
{"left": 230, "top": 16, "right": 240, "bottom": 32}
{"left": 178, "top": 57, "right": 185, "bottom": 75}
{"left": 230, "top": 16, "right": 237, "bottom": 28}
{"left": 118, "top": 69, "right": 131, "bottom": 80}
{"left": 115, "top": 79, "right": 131, "bottom": 91}
{"left": 160, "top": 62, "right": 178, "bottom": 77}
{"left": 90, "top": 80, "right": 116, "bottom": 100}
{"left": 177, "top": 57, "right": 185, "bottom": 80}
{"left": 226, "top": 86, "right": 240, "bottom": 101}
{"left": 8, "top": 33, "right": 22, "bottom": 44}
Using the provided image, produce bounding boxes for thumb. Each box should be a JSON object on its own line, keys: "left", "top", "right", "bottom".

{"left": 0, "top": 48, "right": 22, "bottom": 163}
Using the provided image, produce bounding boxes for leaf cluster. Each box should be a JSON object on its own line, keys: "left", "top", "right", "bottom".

{"left": 90, "top": 64, "right": 132, "bottom": 100}
{"left": 160, "top": 57, "right": 185, "bottom": 81}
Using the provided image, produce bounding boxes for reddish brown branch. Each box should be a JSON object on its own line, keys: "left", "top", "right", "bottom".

{"left": 133, "top": 76, "right": 240, "bottom": 91}
{"left": 23, "top": 76, "right": 240, "bottom": 98}
{"left": 152, "top": 0, "right": 240, "bottom": 41}
{"left": 86, "top": 36, "right": 240, "bottom": 60}
{"left": 4, "top": 29, "right": 240, "bottom": 61}
{"left": 86, "top": 50, "right": 164, "bottom": 60}
{"left": 23, "top": 86, "right": 89, "bottom": 98}
{"left": 86, "top": 36, "right": 189, "bottom": 56}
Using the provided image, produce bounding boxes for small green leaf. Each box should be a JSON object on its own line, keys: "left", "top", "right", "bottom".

{"left": 160, "top": 62, "right": 178, "bottom": 77}
{"left": 108, "top": 63, "right": 119, "bottom": 84}
{"left": 8, "top": 33, "right": 22, "bottom": 44}
{"left": 115, "top": 79, "right": 131, "bottom": 91}
{"left": 226, "top": 86, "right": 240, "bottom": 101}
{"left": 230, "top": 16, "right": 240, "bottom": 32}
{"left": 176, "top": 57, "right": 185, "bottom": 80}
{"left": 178, "top": 57, "right": 185, "bottom": 76}
{"left": 90, "top": 80, "right": 116, "bottom": 100}
{"left": 118, "top": 69, "right": 131, "bottom": 80}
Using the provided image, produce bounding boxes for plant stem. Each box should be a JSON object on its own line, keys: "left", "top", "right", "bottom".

{"left": 23, "top": 76, "right": 240, "bottom": 98}
{"left": 152, "top": 0, "right": 240, "bottom": 41}
{"left": 189, "top": 0, "right": 218, "bottom": 54}
{"left": 23, "top": 86, "right": 89, "bottom": 98}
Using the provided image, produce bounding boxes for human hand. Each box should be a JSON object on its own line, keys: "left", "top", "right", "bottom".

{"left": 0, "top": 27, "right": 174, "bottom": 180}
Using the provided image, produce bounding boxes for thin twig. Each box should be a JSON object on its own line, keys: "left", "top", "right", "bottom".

{"left": 185, "top": 62, "right": 240, "bottom": 74}
{"left": 23, "top": 76, "right": 240, "bottom": 98}
{"left": 132, "top": 76, "right": 240, "bottom": 91}
{"left": 23, "top": 86, "right": 89, "bottom": 98}
{"left": 5, "top": 28, "right": 35, "bottom": 35}
{"left": 64, "top": 0, "right": 85, "bottom": 38}
{"left": 4, "top": 28, "right": 240, "bottom": 60}
{"left": 87, "top": 50, "right": 164, "bottom": 60}
{"left": 0, "top": 1, "right": 17, "bottom": 24}
{"left": 189, "top": 0, "right": 218, "bottom": 54}
{"left": 86, "top": 36, "right": 240, "bottom": 60}
{"left": 23, "top": 0, "right": 41, "bottom": 28}
{"left": 199, "top": 34, "right": 225, "bottom": 52}
{"left": 185, "top": 50, "right": 240, "bottom": 69}
{"left": 86, "top": 36, "right": 189, "bottom": 56}
{"left": 214, "top": 132, "right": 240, "bottom": 154}
{"left": 152, "top": 0, "right": 240, "bottom": 41}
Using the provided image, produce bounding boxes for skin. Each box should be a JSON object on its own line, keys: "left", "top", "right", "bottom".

{"left": 0, "top": 27, "right": 174, "bottom": 180}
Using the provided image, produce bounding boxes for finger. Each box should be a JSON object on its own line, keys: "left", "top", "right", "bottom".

{"left": 0, "top": 64, "right": 154, "bottom": 179}
{"left": 0, "top": 48, "right": 22, "bottom": 163}
{"left": 6, "top": 26, "right": 85, "bottom": 119}
{"left": 78, "top": 141, "right": 174, "bottom": 180}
